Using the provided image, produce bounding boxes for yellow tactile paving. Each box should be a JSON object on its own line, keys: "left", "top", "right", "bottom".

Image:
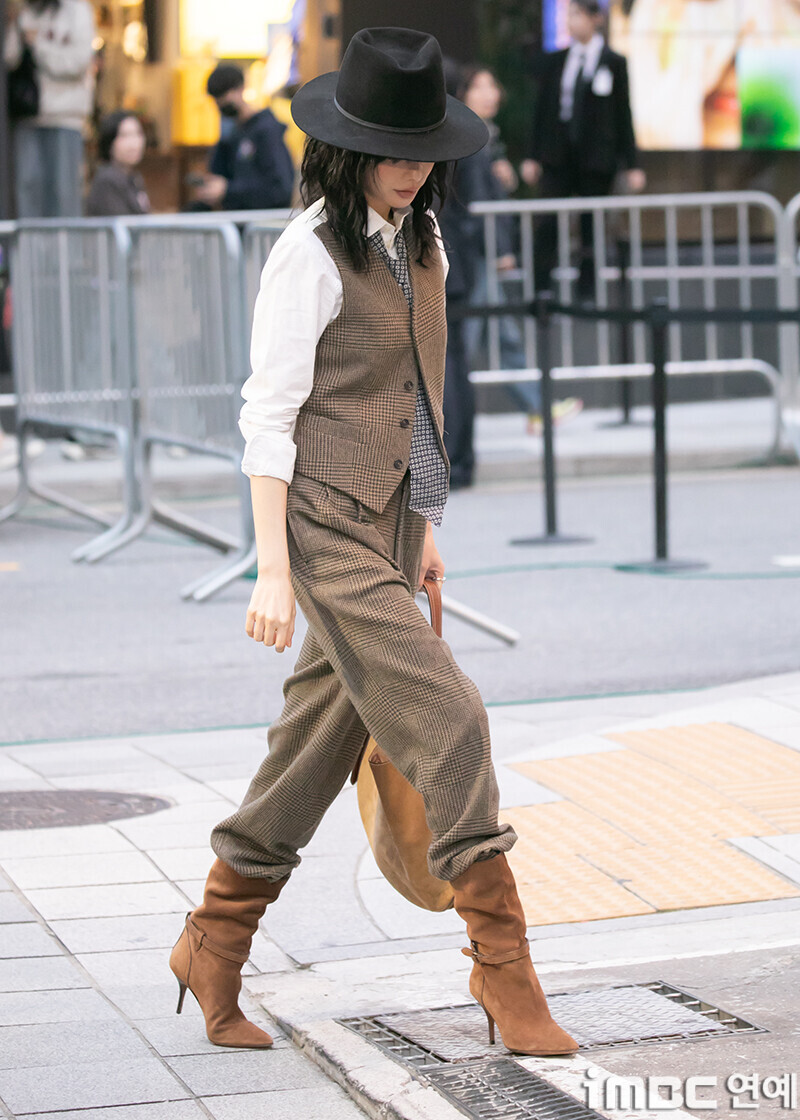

{"left": 505, "top": 722, "right": 800, "bottom": 925}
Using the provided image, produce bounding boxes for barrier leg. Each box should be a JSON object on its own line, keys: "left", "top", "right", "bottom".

{"left": 184, "top": 540, "right": 258, "bottom": 602}
{"left": 439, "top": 593, "right": 520, "bottom": 646}
{"left": 617, "top": 300, "right": 706, "bottom": 574}
{"left": 71, "top": 424, "right": 140, "bottom": 562}
{"left": 511, "top": 293, "right": 592, "bottom": 547}
{"left": 0, "top": 420, "right": 34, "bottom": 524}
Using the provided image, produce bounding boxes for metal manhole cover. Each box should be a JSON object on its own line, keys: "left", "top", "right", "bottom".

{"left": 0, "top": 790, "right": 171, "bottom": 830}
{"left": 425, "top": 1059, "right": 605, "bottom": 1120}
{"left": 342, "top": 981, "right": 763, "bottom": 1065}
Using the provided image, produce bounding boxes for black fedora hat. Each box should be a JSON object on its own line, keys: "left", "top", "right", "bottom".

{"left": 291, "top": 27, "right": 488, "bottom": 162}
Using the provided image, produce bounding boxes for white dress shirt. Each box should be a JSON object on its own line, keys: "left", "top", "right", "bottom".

{"left": 559, "top": 33, "right": 605, "bottom": 121}
{"left": 239, "top": 199, "right": 449, "bottom": 481}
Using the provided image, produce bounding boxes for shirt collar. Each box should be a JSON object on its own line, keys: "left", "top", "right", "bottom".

{"left": 366, "top": 204, "right": 412, "bottom": 252}
{"left": 570, "top": 33, "right": 604, "bottom": 71}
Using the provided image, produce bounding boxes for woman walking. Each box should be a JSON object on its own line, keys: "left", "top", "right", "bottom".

{"left": 170, "top": 27, "right": 578, "bottom": 1059}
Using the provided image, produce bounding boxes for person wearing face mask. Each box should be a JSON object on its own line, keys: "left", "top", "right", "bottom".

{"left": 85, "top": 111, "right": 151, "bottom": 216}
{"left": 191, "top": 64, "right": 295, "bottom": 212}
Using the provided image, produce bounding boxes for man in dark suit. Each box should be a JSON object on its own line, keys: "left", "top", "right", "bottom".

{"left": 521, "top": 0, "right": 646, "bottom": 297}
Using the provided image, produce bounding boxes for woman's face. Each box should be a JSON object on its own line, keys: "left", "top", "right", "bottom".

{"left": 111, "top": 117, "right": 146, "bottom": 168}
{"left": 464, "top": 71, "right": 502, "bottom": 121}
{"left": 365, "top": 158, "right": 435, "bottom": 218}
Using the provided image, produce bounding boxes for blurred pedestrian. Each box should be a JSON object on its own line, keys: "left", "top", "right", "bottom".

{"left": 438, "top": 60, "right": 480, "bottom": 489}
{"left": 189, "top": 64, "right": 295, "bottom": 211}
{"left": 441, "top": 65, "right": 579, "bottom": 475}
{"left": 169, "top": 27, "right": 578, "bottom": 1063}
{"left": 521, "top": 0, "right": 645, "bottom": 299}
{"left": 85, "top": 111, "right": 150, "bottom": 216}
{"left": 4, "top": 0, "right": 95, "bottom": 218}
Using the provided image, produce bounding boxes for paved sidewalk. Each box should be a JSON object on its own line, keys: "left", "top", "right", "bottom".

{"left": 2, "top": 673, "right": 800, "bottom": 1118}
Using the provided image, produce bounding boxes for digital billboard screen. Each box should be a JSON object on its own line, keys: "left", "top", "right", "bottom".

{"left": 543, "top": 0, "right": 800, "bottom": 150}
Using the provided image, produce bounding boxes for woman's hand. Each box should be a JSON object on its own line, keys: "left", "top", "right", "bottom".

{"left": 246, "top": 570, "right": 296, "bottom": 652}
{"left": 417, "top": 522, "right": 445, "bottom": 591}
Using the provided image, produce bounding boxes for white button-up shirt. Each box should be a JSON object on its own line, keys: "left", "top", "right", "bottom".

{"left": 559, "top": 33, "right": 605, "bottom": 121}
{"left": 239, "top": 199, "right": 449, "bottom": 481}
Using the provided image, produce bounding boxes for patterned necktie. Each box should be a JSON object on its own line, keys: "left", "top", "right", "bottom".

{"left": 368, "top": 223, "right": 449, "bottom": 526}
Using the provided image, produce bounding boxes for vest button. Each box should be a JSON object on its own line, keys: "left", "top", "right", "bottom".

{"left": 403, "top": 380, "right": 414, "bottom": 391}
{"left": 393, "top": 459, "right": 403, "bottom": 470}
{"left": 399, "top": 418, "right": 410, "bottom": 428}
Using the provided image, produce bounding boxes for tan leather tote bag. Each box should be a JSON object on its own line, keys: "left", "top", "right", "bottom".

{"left": 353, "top": 578, "right": 455, "bottom": 912}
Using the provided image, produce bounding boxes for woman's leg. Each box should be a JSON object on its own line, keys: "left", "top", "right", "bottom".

{"left": 12, "top": 126, "right": 45, "bottom": 218}
{"left": 47, "top": 127, "right": 84, "bottom": 218}
{"left": 278, "top": 471, "right": 516, "bottom": 882}
{"left": 279, "top": 471, "right": 575, "bottom": 1055}
{"left": 171, "top": 620, "right": 371, "bottom": 1048}
{"left": 211, "top": 624, "right": 371, "bottom": 878}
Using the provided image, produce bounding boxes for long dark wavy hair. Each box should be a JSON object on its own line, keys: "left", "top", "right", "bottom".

{"left": 300, "top": 138, "right": 449, "bottom": 271}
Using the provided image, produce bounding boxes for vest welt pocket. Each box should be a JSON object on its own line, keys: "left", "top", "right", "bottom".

{"left": 296, "top": 413, "right": 369, "bottom": 446}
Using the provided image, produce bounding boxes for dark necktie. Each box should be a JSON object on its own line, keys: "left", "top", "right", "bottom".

{"left": 368, "top": 224, "right": 449, "bottom": 526}
{"left": 569, "top": 52, "right": 590, "bottom": 145}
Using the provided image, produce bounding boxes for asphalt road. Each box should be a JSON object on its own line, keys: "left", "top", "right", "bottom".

{"left": 3, "top": 466, "right": 800, "bottom": 743}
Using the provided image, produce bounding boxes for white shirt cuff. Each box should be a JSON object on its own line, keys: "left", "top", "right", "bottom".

{"left": 239, "top": 430, "right": 297, "bottom": 482}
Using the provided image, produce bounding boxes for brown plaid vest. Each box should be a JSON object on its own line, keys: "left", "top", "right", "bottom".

{"left": 292, "top": 220, "right": 449, "bottom": 513}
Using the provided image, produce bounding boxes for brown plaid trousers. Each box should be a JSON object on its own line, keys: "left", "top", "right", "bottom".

{"left": 211, "top": 468, "right": 517, "bottom": 883}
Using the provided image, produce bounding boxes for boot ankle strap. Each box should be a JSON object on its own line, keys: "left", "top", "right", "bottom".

{"left": 461, "top": 938, "right": 531, "bottom": 966}
{"left": 186, "top": 915, "right": 250, "bottom": 965}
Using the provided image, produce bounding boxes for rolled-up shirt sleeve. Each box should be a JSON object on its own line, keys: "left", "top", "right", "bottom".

{"left": 239, "top": 227, "right": 341, "bottom": 480}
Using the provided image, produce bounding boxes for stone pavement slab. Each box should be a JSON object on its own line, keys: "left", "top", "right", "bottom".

{"left": 2, "top": 673, "right": 800, "bottom": 1117}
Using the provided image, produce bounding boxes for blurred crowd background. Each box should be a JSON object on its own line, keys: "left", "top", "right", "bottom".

{"left": 1, "top": 0, "right": 800, "bottom": 223}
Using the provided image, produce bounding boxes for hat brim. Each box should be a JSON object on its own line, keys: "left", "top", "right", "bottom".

{"left": 291, "top": 71, "right": 488, "bottom": 162}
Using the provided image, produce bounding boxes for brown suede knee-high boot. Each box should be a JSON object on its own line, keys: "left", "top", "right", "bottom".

{"left": 169, "top": 858, "right": 288, "bottom": 1049}
{"left": 451, "top": 853, "right": 578, "bottom": 1056}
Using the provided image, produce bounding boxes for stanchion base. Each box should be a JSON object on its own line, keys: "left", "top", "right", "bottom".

{"left": 615, "top": 558, "right": 708, "bottom": 574}
{"left": 598, "top": 417, "right": 651, "bottom": 430}
{"left": 510, "top": 534, "right": 594, "bottom": 547}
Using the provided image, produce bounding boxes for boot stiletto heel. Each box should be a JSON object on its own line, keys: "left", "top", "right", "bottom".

{"left": 452, "top": 854, "right": 578, "bottom": 1056}
{"left": 169, "top": 860, "right": 288, "bottom": 1048}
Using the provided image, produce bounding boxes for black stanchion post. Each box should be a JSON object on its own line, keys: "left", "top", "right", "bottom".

{"left": 616, "top": 298, "right": 706, "bottom": 574}
{"left": 510, "top": 292, "right": 592, "bottom": 548}
{"left": 540, "top": 292, "right": 557, "bottom": 535}
{"left": 651, "top": 299, "right": 669, "bottom": 561}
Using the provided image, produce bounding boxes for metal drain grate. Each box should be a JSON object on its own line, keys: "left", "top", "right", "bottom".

{"left": 0, "top": 790, "right": 171, "bottom": 830}
{"left": 341, "top": 981, "right": 763, "bottom": 1067}
{"left": 424, "top": 1059, "right": 605, "bottom": 1120}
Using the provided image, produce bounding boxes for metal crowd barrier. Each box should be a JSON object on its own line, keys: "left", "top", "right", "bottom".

{"left": 470, "top": 191, "right": 790, "bottom": 456}
{"left": 0, "top": 220, "right": 138, "bottom": 560}
{"left": 242, "top": 219, "right": 291, "bottom": 332}
{"left": 0, "top": 214, "right": 290, "bottom": 601}
{"left": 780, "top": 191, "right": 800, "bottom": 459}
{"left": 92, "top": 221, "right": 255, "bottom": 601}
{"left": 4, "top": 192, "right": 800, "bottom": 602}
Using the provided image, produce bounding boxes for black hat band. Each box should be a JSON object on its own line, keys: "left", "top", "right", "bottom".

{"left": 333, "top": 95, "right": 446, "bottom": 135}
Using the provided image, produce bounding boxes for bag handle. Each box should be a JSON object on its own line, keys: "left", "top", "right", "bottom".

{"left": 350, "top": 576, "right": 444, "bottom": 784}
{"left": 421, "top": 576, "right": 443, "bottom": 637}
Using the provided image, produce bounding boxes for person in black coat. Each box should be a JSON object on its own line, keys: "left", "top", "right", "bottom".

{"left": 190, "top": 64, "right": 295, "bottom": 211}
{"left": 521, "top": 0, "right": 646, "bottom": 297}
